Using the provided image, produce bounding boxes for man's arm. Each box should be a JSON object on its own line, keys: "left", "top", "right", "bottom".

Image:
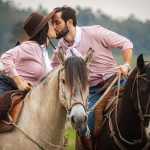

{"left": 114, "top": 48, "right": 133, "bottom": 74}
{"left": 122, "top": 48, "right": 133, "bottom": 66}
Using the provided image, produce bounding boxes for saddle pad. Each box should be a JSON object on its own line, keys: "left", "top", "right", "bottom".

{"left": 0, "top": 90, "right": 26, "bottom": 133}
{"left": 94, "top": 87, "right": 119, "bottom": 137}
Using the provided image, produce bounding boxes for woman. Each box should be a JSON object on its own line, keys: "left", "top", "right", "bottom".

{"left": 0, "top": 10, "right": 56, "bottom": 94}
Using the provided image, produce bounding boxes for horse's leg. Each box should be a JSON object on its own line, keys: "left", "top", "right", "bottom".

{"left": 75, "top": 134, "right": 92, "bottom": 150}
{"left": 75, "top": 134, "right": 83, "bottom": 150}
{"left": 92, "top": 137, "right": 97, "bottom": 150}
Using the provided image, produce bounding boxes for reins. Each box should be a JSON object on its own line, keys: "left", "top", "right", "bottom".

{"left": 104, "top": 71, "right": 150, "bottom": 149}
{"left": 114, "top": 72, "right": 144, "bottom": 145}
{"left": 58, "top": 67, "right": 87, "bottom": 114}
{"left": 88, "top": 70, "right": 150, "bottom": 149}
{"left": 1, "top": 68, "right": 67, "bottom": 150}
{"left": 87, "top": 74, "right": 119, "bottom": 114}
{"left": 2, "top": 114, "right": 64, "bottom": 150}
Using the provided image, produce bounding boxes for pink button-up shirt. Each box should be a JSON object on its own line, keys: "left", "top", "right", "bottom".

{"left": 1, "top": 41, "right": 47, "bottom": 84}
{"left": 51, "top": 25, "right": 133, "bottom": 87}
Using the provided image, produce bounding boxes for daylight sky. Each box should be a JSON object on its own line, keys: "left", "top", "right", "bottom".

{"left": 6, "top": 0, "right": 150, "bottom": 22}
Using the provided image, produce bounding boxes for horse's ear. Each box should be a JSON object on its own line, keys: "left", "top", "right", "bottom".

{"left": 84, "top": 48, "right": 94, "bottom": 66}
{"left": 137, "top": 54, "right": 146, "bottom": 74}
{"left": 58, "top": 47, "right": 65, "bottom": 65}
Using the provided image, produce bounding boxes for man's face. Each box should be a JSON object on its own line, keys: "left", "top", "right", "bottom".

{"left": 52, "top": 12, "right": 69, "bottom": 39}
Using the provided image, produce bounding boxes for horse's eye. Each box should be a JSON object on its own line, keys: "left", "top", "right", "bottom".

{"left": 61, "top": 79, "right": 65, "bottom": 84}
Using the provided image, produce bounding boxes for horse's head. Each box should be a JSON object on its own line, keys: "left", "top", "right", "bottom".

{"left": 58, "top": 47, "right": 93, "bottom": 131}
{"left": 133, "top": 54, "right": 150, "bottom": 140}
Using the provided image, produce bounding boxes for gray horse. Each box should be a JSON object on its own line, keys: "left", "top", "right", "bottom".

{"left": 0, "top": 48, "right": 93, "bottom": 150}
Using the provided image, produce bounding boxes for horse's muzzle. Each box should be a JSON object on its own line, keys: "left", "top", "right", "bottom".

{"left": 69, "top": 104, "right": 88, "bottom": 130}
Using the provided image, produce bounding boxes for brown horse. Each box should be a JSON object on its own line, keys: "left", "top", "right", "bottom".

{"left": 0, "top": 48, "right": 93, "bottom": 150}
{"left": 96, "top": 54, "right": 150, "bottom": 150}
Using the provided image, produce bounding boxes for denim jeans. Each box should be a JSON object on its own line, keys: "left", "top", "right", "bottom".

{"left": 81, "top": 75, "right": 126, "bottom": 137}
{"left": 0, "top": 73, "right": 18, "bottom": 95}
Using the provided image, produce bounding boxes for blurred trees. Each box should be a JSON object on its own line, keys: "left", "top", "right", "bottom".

{"left": 0, "top": 0, "right": 47, "bottom": 53}
{"left": 0, "top": 0, "right": 150, "bottom": 55}
{"left": 76, "top": 6, "right": 150, "bottom": 55}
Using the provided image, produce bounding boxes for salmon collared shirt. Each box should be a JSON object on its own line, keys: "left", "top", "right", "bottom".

{"left": 51, "top": 25, "right": 133, "bottom": 87}
{"left": 1, "top": 41, "right": 48, "bottom": 85}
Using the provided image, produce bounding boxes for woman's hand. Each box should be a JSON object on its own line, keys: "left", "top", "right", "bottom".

{"left": 18, "top": 80, "right": 33, "bottom": 92}
{"left": 12, "top": 76, "right": 33, "bottom": 92}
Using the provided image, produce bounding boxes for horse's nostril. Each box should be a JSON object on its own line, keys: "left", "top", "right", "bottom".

{"left": 71, "top": 116, "right": 75, "bottom": 124}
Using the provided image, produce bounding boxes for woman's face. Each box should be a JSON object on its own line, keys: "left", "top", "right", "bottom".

{"left": 47, "top": 23, "right": 57, "bottom": 39}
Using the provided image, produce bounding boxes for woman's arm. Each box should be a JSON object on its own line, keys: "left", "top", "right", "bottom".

{"left": 12, "top": 76, "right": 32, "bottom": 91}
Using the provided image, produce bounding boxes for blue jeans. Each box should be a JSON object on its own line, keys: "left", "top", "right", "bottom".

{"left": 0, "top": 73, "right": 18, "bottom": 95}
{"left": 81, "top": 75, "right": 126, "bottom": 137}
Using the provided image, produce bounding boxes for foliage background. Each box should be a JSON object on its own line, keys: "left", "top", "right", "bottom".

{"left": 0, "top": 0, "right": 150, "bottom": 57}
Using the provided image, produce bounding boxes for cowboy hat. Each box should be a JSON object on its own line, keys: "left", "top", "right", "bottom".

{"left": 19, "top": 10, "right": 55, "bottom": 43}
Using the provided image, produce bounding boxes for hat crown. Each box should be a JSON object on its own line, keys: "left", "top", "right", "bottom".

{"left": 23, "top": 13, "right": 45, "bottom": 37}
{"left": 19, "top": 10, "right": 55, "bottom": 43}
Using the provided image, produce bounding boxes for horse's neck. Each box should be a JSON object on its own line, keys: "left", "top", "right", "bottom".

{"left": 116, "top": 74, "right": 142, "bottom": 138}
{"left": 119, "top": 93, "right": 139, "bottom": 125}
{"left": 18, "top": 68, "right": 66, "bottom": 146}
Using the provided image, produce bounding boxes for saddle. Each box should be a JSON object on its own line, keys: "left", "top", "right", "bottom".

{"left": 93, "top": 86, "right": 124, "bottom": 137}
{"left": 0, "top": 90, "right": 26, "bottom": 133}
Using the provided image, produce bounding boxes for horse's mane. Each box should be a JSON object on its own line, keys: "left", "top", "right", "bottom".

{"left": 30, "top": 57, "right": 88, "bottom": 94}
{"left": 64, "top": 57, "right": 88, "bottom": 92}
{"left": 31, "top": 66, "right": 60, "bottom": 91}
{"left": 39, "top": 67, "right": 59, "bottom": 83}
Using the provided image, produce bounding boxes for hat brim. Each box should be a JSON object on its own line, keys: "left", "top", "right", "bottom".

{"left": 19, "top": 10, "right": 56, "bottom": 44}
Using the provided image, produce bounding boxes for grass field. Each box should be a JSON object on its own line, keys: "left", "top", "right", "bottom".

{"left": 65, "top": 124, "right": 76, "bottom": 150}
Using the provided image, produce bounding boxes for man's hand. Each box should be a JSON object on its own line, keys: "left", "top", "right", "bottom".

{"left": 114, "top": 63, "right": 131, "bottom": 75}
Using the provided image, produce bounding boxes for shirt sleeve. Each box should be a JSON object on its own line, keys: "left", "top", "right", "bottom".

{"left": 94, "top": 25, "right": 133, "bottom": 51}
{"left": 0, "top": 42, "right": 38, "bottom": 78}
{"left": 1, "top": 46, "right": 19, "bottom": 77}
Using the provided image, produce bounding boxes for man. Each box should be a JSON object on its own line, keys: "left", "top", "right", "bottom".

{"left": 51, "top": 6, "right": 133, "bottom": 148}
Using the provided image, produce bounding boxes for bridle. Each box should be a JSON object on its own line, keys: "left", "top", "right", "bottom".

{"left": 58, "top": 66, "right": 91, "bottom": 139}
{"left": 106, "top": 71, "right": 150, "bottom": 150}
{"left": 132, "top": 72, "right": 150, "bottom": 126}
{"left": 58, "top": 67, "right": 88, "bottom": 115}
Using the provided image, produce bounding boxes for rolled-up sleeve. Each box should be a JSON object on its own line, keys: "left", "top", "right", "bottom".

{"left": 95, "top": 25, "right": 133, "bottom": 51}
{"left": 1, "top": 47, "right": 19, "bottom": 77}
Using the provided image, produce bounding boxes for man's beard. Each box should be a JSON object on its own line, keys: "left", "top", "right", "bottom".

{"left": 56, "top": 25, "right": 69, "bottom": 39}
